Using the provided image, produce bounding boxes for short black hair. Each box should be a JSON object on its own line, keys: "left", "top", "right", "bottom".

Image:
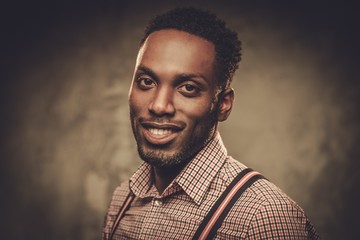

{"left": 140, "top": 7, "right": 241, "bottom": 88}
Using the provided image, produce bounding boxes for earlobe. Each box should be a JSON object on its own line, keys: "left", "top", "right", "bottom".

{"left": 217, "top": 88, "right": 234, "bottom": 122}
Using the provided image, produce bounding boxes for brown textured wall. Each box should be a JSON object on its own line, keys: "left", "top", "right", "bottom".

{"left": 1, "top": 1, "right": 359, "bottom": 239}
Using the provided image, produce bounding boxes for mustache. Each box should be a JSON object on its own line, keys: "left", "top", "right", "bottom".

{"left": 139, "top": 117, "right": 186, "bottom": 129}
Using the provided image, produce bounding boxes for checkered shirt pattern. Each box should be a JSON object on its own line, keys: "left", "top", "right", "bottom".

{"left": 102, "top": 133, "right": 319, "bottom": 239}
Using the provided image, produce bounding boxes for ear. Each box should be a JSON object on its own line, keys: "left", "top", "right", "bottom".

{"left": 217, "top": 88, "right": 234, "bottom": 122}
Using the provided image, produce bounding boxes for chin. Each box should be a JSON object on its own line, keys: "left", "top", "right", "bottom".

{"left": 137, "top": 144, "right": 192, "bottom": 169}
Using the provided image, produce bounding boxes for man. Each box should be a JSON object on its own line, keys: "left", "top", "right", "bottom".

{"left": 103, "top": 7, "right": 319, "bottom": 239}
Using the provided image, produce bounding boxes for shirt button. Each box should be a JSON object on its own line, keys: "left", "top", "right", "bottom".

{"left": 154, "top": 199, "right": 162, "bottom": 206}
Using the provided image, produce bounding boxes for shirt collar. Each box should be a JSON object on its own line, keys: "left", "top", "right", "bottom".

{"left": 129, "top": 162, "right": 153, "bottom": 198}
{"left": 129, "top": 132, "right": 228, "bottom": 204}
{"left": 175, "top": 132, "right": 227, "bottom": 205}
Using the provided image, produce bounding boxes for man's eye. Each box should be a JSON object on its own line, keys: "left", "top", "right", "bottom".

{"left": 178, "top": 84, "right": 200, "bottom": 96}
{"left": 137, "top": 78, "right": 155, "bottom": 89}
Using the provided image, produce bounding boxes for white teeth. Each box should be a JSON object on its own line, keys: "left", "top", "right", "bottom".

{"left": 149, "top": 128, "right": 172, "bottom": 136}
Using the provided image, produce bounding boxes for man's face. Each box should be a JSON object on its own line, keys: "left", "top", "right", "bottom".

{"left": 129, "top": 29, "right": 220, "bottom": 169}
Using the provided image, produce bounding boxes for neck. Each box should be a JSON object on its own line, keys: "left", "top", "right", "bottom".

{"left": 153, "top": 166, "right": 183, "bottom": 194}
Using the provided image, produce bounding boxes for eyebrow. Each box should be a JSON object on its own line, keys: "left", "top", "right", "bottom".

{"left": 136, "top": 65, "right": 159, "bottom": 81}
{"left": 136, "top": 64, "right": 208, "bottom": 85}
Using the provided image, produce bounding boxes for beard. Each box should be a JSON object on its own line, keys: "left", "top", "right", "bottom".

{"left": 130, "top": 107, "right": 219, "bottom": 170}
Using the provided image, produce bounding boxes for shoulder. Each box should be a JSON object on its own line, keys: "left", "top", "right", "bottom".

{"left": 218, "top": 156, "right": 248, "bottom": 185}
{"left": 102, "top": 181, "right": 131, "bottom": 237}
{"left": 218, "top": 157, "right": 319, "bottom": 239}
{"left": 243, "top": 180, "right": 319, "bottom": 239}
{"left": 219, "top": 157, "right": 304, "bottom": 214}
{"left": 105, "top": 182, "right": 131, "bottom": 217}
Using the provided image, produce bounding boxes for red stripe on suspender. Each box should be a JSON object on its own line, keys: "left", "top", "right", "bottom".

{"left": 198, "top": 171, "right": 261, "bottom": 240}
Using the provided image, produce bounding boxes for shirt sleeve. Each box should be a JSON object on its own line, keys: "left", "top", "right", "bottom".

{"left": 245, "top": 199, "right": 320, "bottom": 239}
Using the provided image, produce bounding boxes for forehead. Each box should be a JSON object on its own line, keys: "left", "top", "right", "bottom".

{"left": 136, "top": 29, "right": 216, "bottom": 82}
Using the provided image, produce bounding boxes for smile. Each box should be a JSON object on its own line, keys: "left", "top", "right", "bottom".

{"left": 148, "top": 128, "right": 173, "bottom": 137}
{"left": 140, "top": 120, "right": 185, "bottom": 145}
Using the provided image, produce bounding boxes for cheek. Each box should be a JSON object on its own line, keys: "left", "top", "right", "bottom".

{"left": 129, "top": 90, "right": 147, "bottom": 115}
{"left": 178, "top": 99, "right": 215, "bottom": 123}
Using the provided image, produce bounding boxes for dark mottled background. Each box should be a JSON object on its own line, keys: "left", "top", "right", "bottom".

{"left": 1, "top": 1, "right": 359, "bottom": 239}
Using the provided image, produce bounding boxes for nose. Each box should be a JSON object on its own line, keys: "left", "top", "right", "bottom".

{"left": 148, "top": 87, "right": 175, "bottom": 116}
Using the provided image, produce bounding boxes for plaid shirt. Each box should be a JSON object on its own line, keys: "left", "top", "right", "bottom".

{"left": 103, "top": 133, "right": 319, "bottom": 239}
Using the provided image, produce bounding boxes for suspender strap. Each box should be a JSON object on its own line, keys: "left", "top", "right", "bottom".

{"left": 108, "top": 169, "right": 263, "bottom": 240}
{"left": 109, "top": 191, "right": 135, "bottom": 240}
{"left": 192, "top": 168, "right": 264, "bottom": 240}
